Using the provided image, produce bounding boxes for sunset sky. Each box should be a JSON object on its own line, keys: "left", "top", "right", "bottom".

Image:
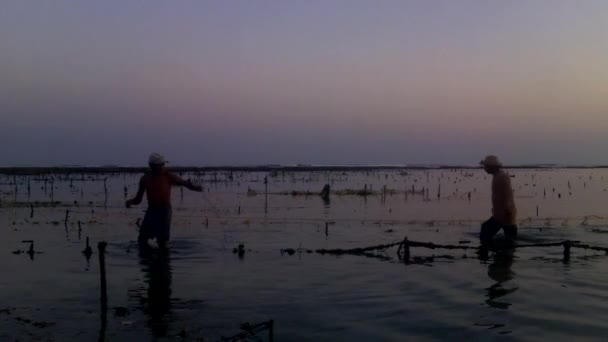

{"left": 1, "top": 1, "right": 607, "bottom": 166}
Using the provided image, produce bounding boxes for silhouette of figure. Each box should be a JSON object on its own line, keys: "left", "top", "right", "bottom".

{"left": 479, "top": 155, "right": 518, "bottom": 247}
{"left": 126, "top": 153, "right": 202, "bottom": 248}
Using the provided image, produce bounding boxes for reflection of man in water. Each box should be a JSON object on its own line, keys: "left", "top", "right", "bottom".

{"left": 126, "top": 153, "right": 202, "bottom": 248}
{"left": 485, "top": 250, "right": 518, "bottom": 309}
{"left": 480, "top": 155, "right": 518, "bottom": 246}
{"left": 136, "top": 248, "right": 172, "bottom": 337}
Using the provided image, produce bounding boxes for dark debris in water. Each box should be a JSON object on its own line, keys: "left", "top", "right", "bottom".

{"left": 232, "top": 244, "right": 246, "bottom": 257}
{"left": 474, "top": 322, "right": 506, "bottom": 330}
{"left": 281, "top": 248, "right": 296, "bottom": 255}
{"left": 14, "top": 316, "right": 55, "bottom": 329}
{"left": 0, "top": 308, "right": 14, "bottom": 315}
{"left": 590, "top": 228, "right": 608, "bottom": 234}
{"left": 114, "top": 306, "right": 130, "bottom": 317}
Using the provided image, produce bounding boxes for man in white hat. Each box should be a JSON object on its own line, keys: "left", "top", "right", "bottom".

{"left": 479, "top": 155, "right": 517, "bottom": 246}
{"left": 126, "top": 153, "right": 202, "bottom": 248}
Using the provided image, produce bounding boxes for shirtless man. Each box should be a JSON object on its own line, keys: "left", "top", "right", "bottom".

{"left": 479, "top": 155, "right": 517, "bottom": 246}
{"left": 126, "top": 153, "right": 202, "bottom": 248}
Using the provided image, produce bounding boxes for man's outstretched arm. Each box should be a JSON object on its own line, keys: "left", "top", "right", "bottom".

{"left": 170, "top": 174, "right": 203, "bottom": 192}
{"left": 126, "top": 176, "right": 146, "bottom": 208}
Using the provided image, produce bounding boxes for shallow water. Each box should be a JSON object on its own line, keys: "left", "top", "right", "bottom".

{"left": 2, "top": 168, "right": 608, "bottom": 341}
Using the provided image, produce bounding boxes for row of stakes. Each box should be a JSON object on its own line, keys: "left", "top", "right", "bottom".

{"left": 12, "top": 236, "right": 93, "bottom": 261}
{"left": 14, "top": 203, "right": 607, "bottom": 263}
{"left": 10, "top": 234, "right": 270, "bottom": 340}
{"left": 279, "top": 236, "right": 607, "bottom": 263}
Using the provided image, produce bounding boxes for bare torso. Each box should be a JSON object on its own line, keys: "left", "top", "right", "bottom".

{"left": 491, "top": 170, "right": 517, "bottom": 225}
{"left": 142, "top": 172, "right": 179, "bottom": 208}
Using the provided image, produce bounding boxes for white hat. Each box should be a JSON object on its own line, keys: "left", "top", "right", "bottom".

{"left": 148, "top": 153, "right": 167, "bottom": 165}
{"left": 480, "top": 155, "right": 502, "bottom": 167}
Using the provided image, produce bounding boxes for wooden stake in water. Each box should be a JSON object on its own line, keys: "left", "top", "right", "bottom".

{"left": 264, "top": 176, "right": 268, "bottom": 214}
{"left": 103, "top": 178, "right": 108, "bottom": 207}
{"left": 563, "top": 241, "right": 571, "bottom": 262}
{"left": 397, "top": 236, "right": 410, "bottom": 262}
{"left": 64, "top": 209, "right": 70, "bottom": 228}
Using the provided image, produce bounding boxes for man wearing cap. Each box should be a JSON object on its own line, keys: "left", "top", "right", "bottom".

{"left": 479, "top": 155, "right": 518, "bottom": 246}
{"left": 126, "top": 153, "right": 202, "bottom": 248}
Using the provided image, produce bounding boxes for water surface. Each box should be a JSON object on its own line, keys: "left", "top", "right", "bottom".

{"left": 2, "top": 168, "right": 608, "bottom": 340}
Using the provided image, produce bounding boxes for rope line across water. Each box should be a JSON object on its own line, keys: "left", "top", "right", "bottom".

{"left": 281, "top": 238, "right": 608, "bottom": 259}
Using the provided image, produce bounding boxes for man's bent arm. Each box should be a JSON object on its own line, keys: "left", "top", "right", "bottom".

{"left": 170, "top": 174, "right": 203, "bottom": 192}
{"left": 126, "top": 176, "right": 146, "bottom": 207}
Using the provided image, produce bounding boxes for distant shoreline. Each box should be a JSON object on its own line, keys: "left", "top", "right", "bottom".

{"left": 1, "top": 165, "right": 608, "bottom": 175}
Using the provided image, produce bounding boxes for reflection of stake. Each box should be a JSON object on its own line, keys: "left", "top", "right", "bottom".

{"left": 269, "top": 319, "right": 274, "bottom": 342}
{"left": 98, "top": 241, "right": 107, "bottom": 342}
{"left": 83, "top": 237, "right": 92, "bottom": 260}
{"left": 98, "top": 242, "right": 108, "bottom": 331}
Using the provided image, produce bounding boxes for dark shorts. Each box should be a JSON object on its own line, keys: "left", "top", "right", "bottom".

{"left": 139, "top": 207, "right": 172, "bottom": 245}
{"left": 480, "top": 217, "right": 517, "bottom": 245}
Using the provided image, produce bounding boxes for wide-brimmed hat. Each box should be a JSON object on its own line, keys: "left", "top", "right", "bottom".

{"left": 148, "top": 153, "right": 167, "bottom": 165}
{"left": 479, "top": 155, "right": 502, "bottom": 167}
